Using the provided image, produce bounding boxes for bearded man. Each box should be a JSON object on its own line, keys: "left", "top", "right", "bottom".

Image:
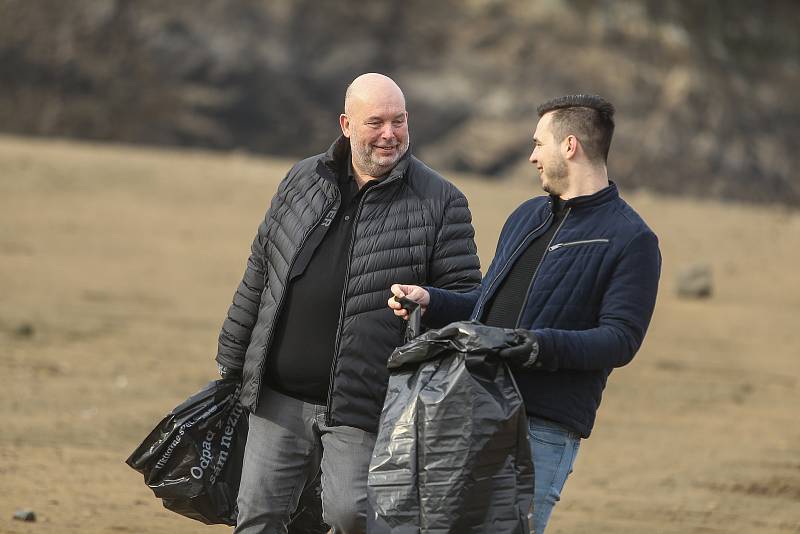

{"left": 216, "top": 73, "right": 480, "bottom": 533}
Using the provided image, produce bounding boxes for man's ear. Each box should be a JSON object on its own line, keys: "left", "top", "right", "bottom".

{"left": 563, "top": 135, "right": 578, "bottom": 160}
{"left": 339, "top": 114, "right": 351, "bottom": 137}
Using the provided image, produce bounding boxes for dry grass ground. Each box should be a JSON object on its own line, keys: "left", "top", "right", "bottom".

{"left": 1, "top": 134, "right": 799, "bottom": 533}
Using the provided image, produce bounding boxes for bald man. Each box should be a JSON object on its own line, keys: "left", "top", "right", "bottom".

{"left": 215, "top": 73, "right": 480, "bottom": 533}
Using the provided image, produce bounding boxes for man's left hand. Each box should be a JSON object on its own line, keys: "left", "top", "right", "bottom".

{"left": 497, "top": 330, "right": 543, "bottom": 369}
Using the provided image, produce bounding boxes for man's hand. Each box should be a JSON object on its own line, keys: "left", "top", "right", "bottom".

{"left": 388, "top": 284, "right": 430, "bottom": 320}
{"left": 496, "top": 330, "right": 542, "bottom": 369}
{"left": 217, "top": 362, "right": 242, "bottom": 380}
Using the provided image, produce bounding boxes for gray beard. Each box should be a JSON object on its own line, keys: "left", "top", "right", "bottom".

{"left": 353, "top": 143, "right": 408, "bottom": 178}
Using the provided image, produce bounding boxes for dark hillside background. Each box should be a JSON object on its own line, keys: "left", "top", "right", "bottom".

{"left": 1, "top": 0, "right": 798, "bottom": 205}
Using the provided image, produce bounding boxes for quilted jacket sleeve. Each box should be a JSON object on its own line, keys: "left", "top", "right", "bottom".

{"left": 422, "top": 191, "right": 481, "bottom": 328}
{"left": 215, "top": 213, "right": 269, "bottom": 371}
{"left": 531, "top": 229, "right": 662, "bottom": 371}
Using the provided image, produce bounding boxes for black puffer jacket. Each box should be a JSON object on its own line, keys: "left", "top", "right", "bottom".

{"left": 216, "top": 136, "right": 481, "bottom": 432}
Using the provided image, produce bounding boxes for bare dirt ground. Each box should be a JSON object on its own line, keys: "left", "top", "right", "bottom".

{"left": 1, "top": 134, "right": 799, "bottom": 533}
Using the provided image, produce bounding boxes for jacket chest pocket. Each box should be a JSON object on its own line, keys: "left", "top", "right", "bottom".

{"left": 540, "top": 238, "right": 611, "bottom": 304}
{"left": 548, "top": 238, "right": 610, "bottom": 252}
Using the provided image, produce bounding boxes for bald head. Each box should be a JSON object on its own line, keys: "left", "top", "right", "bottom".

{"left": 344, "top": 73, "right": 406, "bottom": 115}
{"left": 340, "top": 73, "right": 410, "bottom": 182}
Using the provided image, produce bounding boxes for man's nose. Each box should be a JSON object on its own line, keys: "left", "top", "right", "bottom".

{"left": 529, "top": 149, "right": 537, "bottom": 163}
{"left": 380, "top": 123, "right": 395, "bottom": 139}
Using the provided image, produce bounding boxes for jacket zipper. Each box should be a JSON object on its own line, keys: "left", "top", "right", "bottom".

{"left": 548, "top": 238, "right": 609, "bottom": 252}
{"left": 253, "top": 192, "right": 339, "bottom": 409}
{"left": 325, "top": 175, "right": 401, "bottom": 425}
{"left": 472, "top": 214, "right": 552, "bottom": 320}
{"left": 514, "top": 208, "right": 572, "bottom": 327}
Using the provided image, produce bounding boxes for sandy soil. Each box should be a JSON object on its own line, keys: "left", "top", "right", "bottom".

{"left": 1, "top": 134, "right": 799, "bottom": 533}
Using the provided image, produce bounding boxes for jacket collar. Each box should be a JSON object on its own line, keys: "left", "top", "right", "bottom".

{"left": 322, "top": 135, "right": 412, "bottom": 184}
{"left": 551, "top": 181, "right": 619, "bottom": 211}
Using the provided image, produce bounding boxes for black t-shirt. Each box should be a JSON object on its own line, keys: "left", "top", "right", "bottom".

{"left": 265, "top": 166, "right": 376, "bottom": 404}
{"left": 482, "top": 197, "right": 566, "bottom": 328}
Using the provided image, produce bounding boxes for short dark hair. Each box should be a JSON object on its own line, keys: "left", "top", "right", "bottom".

{"left": 537, "top": 94, "right": 615, "bottom": 164}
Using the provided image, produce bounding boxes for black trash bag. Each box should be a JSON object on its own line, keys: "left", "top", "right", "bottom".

{"left": 126, "top": 379, "right": 328, "bottom": 532}
{"left": 126, "top": 378, "right": 248, "bottom": 525}
{"left": 368, "top": 321, "right": 534, "bottom": 534}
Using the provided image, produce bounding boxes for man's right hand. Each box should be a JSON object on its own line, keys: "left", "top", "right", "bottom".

{"left": 217, "top": 362, "right": 242, "bottom": 380}
{"left": 388, "top": 284, "right": 430, "bottom": 320}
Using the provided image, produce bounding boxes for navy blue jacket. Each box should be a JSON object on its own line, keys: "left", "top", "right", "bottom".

{"left": 424, "top": 183, "right": 661, "bottom": 437}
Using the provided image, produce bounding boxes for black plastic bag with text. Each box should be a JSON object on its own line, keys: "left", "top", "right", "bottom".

{"left": 126, "top": 379, "right": 328, "bottom": 532}
{"left": 126, "top": 378, "right": 248, "bottom": 525}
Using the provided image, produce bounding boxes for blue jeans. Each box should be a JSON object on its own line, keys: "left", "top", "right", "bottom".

{"left": 529, "top": 417, "right": 581, "bottom": 534}
{"left": 235, "top": 387, "right": 376, "bottom": 534}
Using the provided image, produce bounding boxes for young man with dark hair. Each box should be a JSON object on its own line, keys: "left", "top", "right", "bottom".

{"left": 389, "top": 94, "right": 661, "bottom": 533}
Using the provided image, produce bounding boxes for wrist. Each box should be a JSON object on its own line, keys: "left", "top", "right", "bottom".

{"left": 522, "top": 340, "right": 540, "bottom": 368}
{"left": 511, "top": 330, "right": 541, "bottom": 369}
